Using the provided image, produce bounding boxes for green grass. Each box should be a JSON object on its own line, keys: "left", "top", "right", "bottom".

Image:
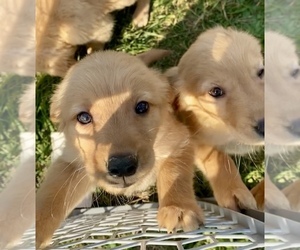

{"left": 265, "top": 0, "right": 300, "bottom": 45}
{"left": 36, "top": 74, "right": 61, "bottom": 184}
{"left": 35, "top": 0, "right": 264, "bottom": 203}
{"left": 0, "top": 75, "right": 32, "bottom": 188}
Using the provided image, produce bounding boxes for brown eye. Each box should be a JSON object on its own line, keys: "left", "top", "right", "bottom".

{"left": 135, "top": 101, "right": 149, "bottom": 114}
{"left": 209, "top": 87, "right": 224, "bottom": 98}
{"left": 77, "top": 112, "right": 92, "bottom": 124}
{"left": 257, "top": 68, "right": 264, "bottom": 79}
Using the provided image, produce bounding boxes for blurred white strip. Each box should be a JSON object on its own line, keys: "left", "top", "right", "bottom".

{"left": 0, "top": 0, "right": 35, "bottom": 75}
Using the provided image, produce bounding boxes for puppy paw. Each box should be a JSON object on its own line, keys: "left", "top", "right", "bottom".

{"left": 132, "top": 12, "right": 149, "bottom": 27}
{"left": 157, "top": 204, "right": 204, "bottom": 233}
{"left": 233, "top": 187, "right": 258, "bottom": 210}
{"left": 215, "top": 184, "right": 257, "bottom": 211}
{"left": 282, "top": 180, "right": 300, "bottom": 211}
{"left": 251, "top": 181, "right": 265, "bottom": 210}
{"left": 36, "top": 235, "right": 52, "bottom": 250}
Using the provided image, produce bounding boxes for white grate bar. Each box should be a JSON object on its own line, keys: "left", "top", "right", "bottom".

{"left": 19, "top": 201, "right": 300, "bottom": 249}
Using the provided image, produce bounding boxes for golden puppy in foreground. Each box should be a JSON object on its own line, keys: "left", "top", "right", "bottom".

{"left": 166, "top": 27, "right": 264, "bottom": 210}
{"left": 36, "top": 51, "right": 203, "bottom": 248}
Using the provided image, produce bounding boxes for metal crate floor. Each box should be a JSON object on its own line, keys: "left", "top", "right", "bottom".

{"left": 22, "top": 201, "right": 268, "bottom": 249}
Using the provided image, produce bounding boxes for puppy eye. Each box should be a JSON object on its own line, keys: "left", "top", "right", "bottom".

{"left": 257, "top": 68, "right": 264, "bottom": 79}
{"left": 77, "top": 112, "right": 92, "bottom": 124}
{"left": 135, "top": 101, "right": 149, "bottom": 114}
{"left": 209, "top": 87, "right": 224, "bottom": 98}
{"left": 291, "top": 68, "right": 299, "bottom": 78}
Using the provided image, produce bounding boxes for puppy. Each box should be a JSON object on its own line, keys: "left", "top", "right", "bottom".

{"left": 36, "top": 51, "right": 203, "bottom": 248}
{"left": 165, "top": 27, "right": 264, "bottom": 210}
{"left": 265, "top": 31, "right": 300, "bottom": 151}
{"left": 252, "top": 31, "right": 300, "bottom": 211}
{"left": 36, "top": 0, "right": 150, "bottom": 77}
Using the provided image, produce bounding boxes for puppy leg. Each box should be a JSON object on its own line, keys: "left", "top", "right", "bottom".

{"left": 157, "top": 144, "right": 203, "bottom": 232}
{"left": 282, "top": 179, "right": 300, "bottom": 211}
{"left": 132, "top": 0, "right": 150, "bottom": 27}
{"left": 251, "top": 176, "right": 291, "bottom": 211}
{"left": 250, "top": 179, "right": 265, "bottom": 210}
{"left": 196, "top": 146, "right": 257, "bottom": 210}
{"left": 36, "top": 158, "right": 93, "bottom": 249}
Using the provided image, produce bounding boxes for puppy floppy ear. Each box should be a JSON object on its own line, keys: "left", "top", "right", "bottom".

{"left": 50, "top": 90, "right": 61, "bottom": 124}
{"left": 164, "top": 67, "right": 180, "bottom": 87}
{"left": 137, "top": 49, "right": 171, "bottom": 66}
{"left": 50, "top": 87, "right": 67, "bottom": 131}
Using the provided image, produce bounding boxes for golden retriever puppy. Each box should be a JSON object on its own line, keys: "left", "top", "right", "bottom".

{"left": 36, "top": 51, "right": 203, "bottom": 248}
{"left": 36, "top": 0, "right": 150, "bottom": 77}
{"left": 165, "top": 27, "right": 264, "bottom": 210}
{"left": 265, "top": 31, "right": 300, "bottom": 151}
{"left": 252, "top": 31, "right": 300, "bottom": 211}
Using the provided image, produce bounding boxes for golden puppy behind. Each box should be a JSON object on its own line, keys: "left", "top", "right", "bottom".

{"left": 36, "top": 0, "right": 150, "bottom": 77}
{"left": 166, "top": 27, "right": 264, "bottom": 210}
{"left": 252, "top": 31, "right": 300, "bottom": 211}
{"left": 36, "top": 51, "right": 203, "bottom": 248}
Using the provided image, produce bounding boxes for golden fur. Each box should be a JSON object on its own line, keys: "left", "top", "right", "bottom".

{"left": 36, "top": 0, "right": 150, "bottom": 77}
{"left": 282, "top": 179, "right": 300, "bottom": 211}
{"left": 165, "top": 27, "right": 264, "bottom": 210}
{"left": 251, "top": 31, "right": 300, "bottom": 211}
{"left": 36, "top": 51, "right": 203, "bottom": 248}
{"left": 265, "top": 31, "right": 300, "bottom": 151}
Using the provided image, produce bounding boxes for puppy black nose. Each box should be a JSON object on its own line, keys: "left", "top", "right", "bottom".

{"left": 254, "top": 119, "right": 264, "bottom": 137}
{"left": 288, "top": 118, "right": 300, "bottom": 137}
{"left": 107, "top": 154, "right": 138, "bottom": 177}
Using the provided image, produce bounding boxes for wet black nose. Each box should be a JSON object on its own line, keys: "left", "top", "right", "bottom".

{"left": 288, "top": 118, "right": 300, "bottom": 137}
{"left": 254, "top": 119, "right": 264, "bottom": 137}
{"left": 107, "top": 154, "right": 138, "bottom": 177}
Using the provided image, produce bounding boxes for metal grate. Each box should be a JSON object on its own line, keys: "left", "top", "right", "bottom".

{"left": 265, "top": 212, "right": 300, "bottom": 249}
{"left": 20, "top": 201, "right": 265, "bottom": 249}
{"left": 19, "top": 201, "right": 300, "bottom": 249}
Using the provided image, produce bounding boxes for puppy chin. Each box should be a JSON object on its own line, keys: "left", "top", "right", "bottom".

{"left": 221, "top": 133, "right": 264, "bottom": 155}
{"left": 265, "top": 144, "right": 298, "bottom": 156}
{"left": 96, "top": 170, "right": 148, "bottom": 192}
{"left": 96, "top": 176, "right": 136, "bottom": 195}
{"left": 222, "top": 143, "right": 262, "bottom": 155}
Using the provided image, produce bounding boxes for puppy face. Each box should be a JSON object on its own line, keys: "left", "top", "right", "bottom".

{"left": 265, "top": 31, "right": 300, "bottom": 154}
{"left": 50, "top": 51, "right": 170, "bottom": 194}
{"left": 177, "top": 27, "right": 264, "bottom": 152}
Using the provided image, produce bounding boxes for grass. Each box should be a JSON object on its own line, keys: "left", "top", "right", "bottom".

{"left": 35, "top": 0, "right": 265, "bottom": 204}
{"left": 265, "top": 0, "right": 300, "bottom": 44}
{"left": 0, "top": 75, "right": 32, "bottom": 188}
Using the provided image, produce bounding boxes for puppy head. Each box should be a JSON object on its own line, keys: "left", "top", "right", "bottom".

{"left": 177, "top": 26, "right": 264, "bottom": 149}
{"left": 265, "top": 31, "right": 300, "bottom": 154}
{"left": 50, "top": 51, "right": 170, "bottom": 194}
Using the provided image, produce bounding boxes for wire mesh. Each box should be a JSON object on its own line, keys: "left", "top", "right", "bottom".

{"left": 19, "top": 201, "right": 300, "bottom": 249}
{"left": 20, "top": 201, "right": 266, "bottom": 249}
